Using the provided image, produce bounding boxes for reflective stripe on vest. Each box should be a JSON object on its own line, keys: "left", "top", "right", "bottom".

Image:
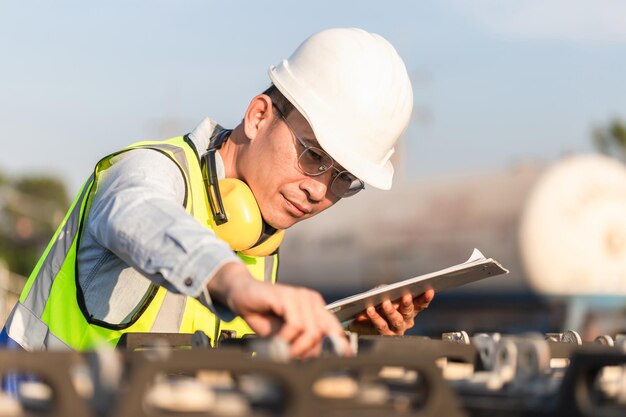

{"left": 5, "top": 136, "right": 278, "bottom": 350}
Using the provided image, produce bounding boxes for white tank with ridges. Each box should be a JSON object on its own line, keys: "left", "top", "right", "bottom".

{"left": 519, "top": 154, "right": 626, "bottom": 295}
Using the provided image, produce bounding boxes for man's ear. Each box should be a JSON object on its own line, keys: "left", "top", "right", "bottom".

{"left": 243, "top": 94, "right": 274, "bottom": 141}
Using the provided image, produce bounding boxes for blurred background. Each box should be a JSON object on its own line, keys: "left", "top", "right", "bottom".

{"left": 1, "top": 0, "right": 626, "bottom": 338}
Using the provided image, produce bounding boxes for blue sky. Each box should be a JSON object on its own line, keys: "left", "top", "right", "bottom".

{"left": 2, "top": 0, "right": 626, "bottom": 193}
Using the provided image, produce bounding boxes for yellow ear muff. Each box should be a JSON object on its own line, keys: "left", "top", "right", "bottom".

{"left": 209, "top": 178, "right": 263, "bottom": 252}
{"left": 240, "top": 229, "right": 285, "bottom": 256}
{"left": 208, "top": 178, "right": 283, "bottom": 256}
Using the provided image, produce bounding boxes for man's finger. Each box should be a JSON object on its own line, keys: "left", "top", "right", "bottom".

{"left": 276, "top": 293, "right": 306, "bottom": 344}
{"left": 354, "top": 311, "right": 369, "bottom": 321}
{"left": 243, "top": 312, "right": 284, "bottom": 337}
{"left": 399, "top": 293, "right": 415, "bottom": 319}
{"left": 417, "top": 289, "right": 435, "bottom": 303}
{"left": 413, "top": 289, "right": 435, "bottom": 312}
{"left": 290, "top": 291, "right": 325, "bottom": 357}
{"left": 367, "top": 306, "right": 392, "bottom": 335}
{"left": 380, "top": 300, "right": 405, "bottom": 331}
{"left": 290, "top": 332, "right": 323, "bottom": 358}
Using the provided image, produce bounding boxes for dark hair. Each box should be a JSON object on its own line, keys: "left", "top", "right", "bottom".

{"left": 262, "top": 84, "right": 296, "bottom": 118}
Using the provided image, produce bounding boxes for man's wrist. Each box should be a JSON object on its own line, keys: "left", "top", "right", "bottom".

{"left": 206, "top": 262, "right": 253, "bottom": 314}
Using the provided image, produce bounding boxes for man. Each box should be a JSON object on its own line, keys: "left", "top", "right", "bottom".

{"left": 2, "top": 28, "right": 433, "bottom": 358}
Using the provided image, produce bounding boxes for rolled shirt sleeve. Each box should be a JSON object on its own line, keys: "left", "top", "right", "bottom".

{"left": 84, "top": 148, "right": 241, "bottom": 311}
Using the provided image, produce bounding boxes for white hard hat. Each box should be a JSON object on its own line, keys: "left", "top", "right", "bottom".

{"left": 269, "top": 28, "right": 413, "bottom": 190}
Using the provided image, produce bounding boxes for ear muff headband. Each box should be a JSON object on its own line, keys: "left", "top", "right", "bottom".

{"left": 204, "top": 146, "right": 228, "bottom": 225}
{"left": 201, "top": 128, "right": 284, "bottom": 256}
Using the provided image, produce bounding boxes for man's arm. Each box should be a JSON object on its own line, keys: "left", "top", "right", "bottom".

{"left": 87, "top": 149, "right": 241, "bottom": 299}
{"left": 87, "top": 148, "right": 349, "bottom": 356}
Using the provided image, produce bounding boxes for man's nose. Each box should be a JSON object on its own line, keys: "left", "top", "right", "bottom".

{"left": 300, "top": 173, "right": 331, "bottom": 202}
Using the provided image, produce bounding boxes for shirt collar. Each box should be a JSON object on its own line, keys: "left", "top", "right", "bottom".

{"left": 188, "top": 117, "right": 226, "bottom": 179}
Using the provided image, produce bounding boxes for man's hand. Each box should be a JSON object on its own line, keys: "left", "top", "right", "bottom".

{"left": 207, "top": 262, "right": 350, "bottom": 358}
{"left": 347, "top": 289, "right": 435, "bottom": 336}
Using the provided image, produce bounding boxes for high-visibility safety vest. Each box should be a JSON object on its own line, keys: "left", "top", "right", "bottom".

{"left": 4, "top": 136, "right": 278, "bottom": 350}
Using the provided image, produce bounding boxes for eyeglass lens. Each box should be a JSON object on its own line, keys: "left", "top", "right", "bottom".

{"left": 331, "top": 171, "right": 363, "bottom": 197}
{"left": 298, "top": 147, "right": 333, "bottom": 174}
{"left": 298, "top": 148, "right": 363, "bottom": 197}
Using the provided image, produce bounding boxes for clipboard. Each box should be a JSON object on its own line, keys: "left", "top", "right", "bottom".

{"left": 325, "top": 249, "right": 509, "bottom": 323}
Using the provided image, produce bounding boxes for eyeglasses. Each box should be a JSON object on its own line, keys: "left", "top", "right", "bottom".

{"left": 272, "top": 104, "right": 365, "bottom": 198}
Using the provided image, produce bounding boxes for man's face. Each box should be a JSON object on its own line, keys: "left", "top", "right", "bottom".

{"left": 242, "top": 106, "right": 341, "bottom": 230}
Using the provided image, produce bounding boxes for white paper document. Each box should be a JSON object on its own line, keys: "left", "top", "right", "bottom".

{"left": 325, "top": 249, "right": 509, "bottom": 323}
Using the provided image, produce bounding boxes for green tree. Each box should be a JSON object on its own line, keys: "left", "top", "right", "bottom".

{"left": 0, "top": 173, "right": 69, "bottom": 276}
{"left": 593, "top": 118, "right": 626, "bottom": 162}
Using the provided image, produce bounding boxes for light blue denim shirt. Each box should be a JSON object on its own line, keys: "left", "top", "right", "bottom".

{"left": 76, "top": 118, "right": 241, "bottom": 324}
